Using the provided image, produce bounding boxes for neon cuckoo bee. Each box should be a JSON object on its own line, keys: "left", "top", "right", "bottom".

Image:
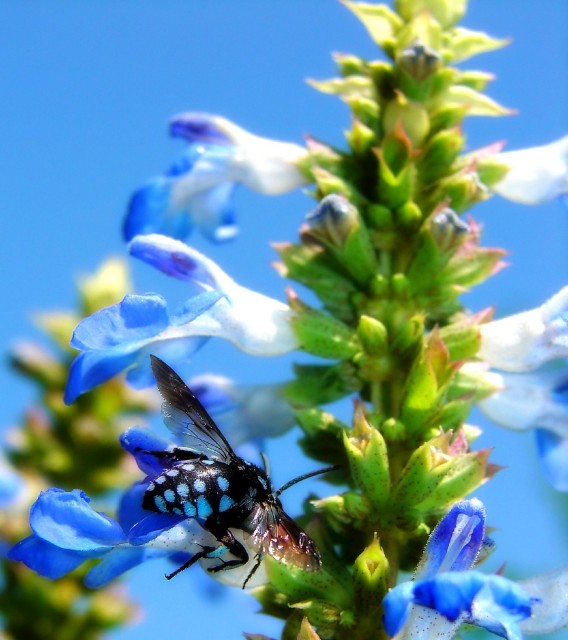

{"left": 142, "top": 355, "right": 336, "bottom": 587}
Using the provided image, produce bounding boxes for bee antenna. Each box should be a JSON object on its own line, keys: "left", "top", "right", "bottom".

{"left": 275, "top": 465, "right": 340, "bottom": 497}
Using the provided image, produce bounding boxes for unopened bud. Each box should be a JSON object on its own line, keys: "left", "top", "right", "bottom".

{"left": 431, "top": 207, "right": 470, "bottom": 251}
{"left": 398, "top": 41, "right": 442, "bottom": 80}
{"left": 306, "top": 195, "right": 358, "bottom": 247}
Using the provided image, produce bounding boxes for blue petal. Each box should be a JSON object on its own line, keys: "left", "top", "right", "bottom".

{"left": 65, "top": 295, "right": 171, "bottom": 402}
{"left": 535, "top": 429, "right": 568, "bottom": 491}
{"left": 70, "top": 294, "right": 170, "bottom": 350}
{"left": 383, "top": 581, "right": 416, "bottom": 637}
{"left": 85, "top": 545, "right": 169, "bottom": 588}
{"left": 64, "top": 349, "right": 139, "bottom": 404}
{"left": 8, "top": 536, "right": 86, "bottom": 579}
{"left": 172, "top": 291, "right": 224, "bottom": 324}
{"left": 419, "top": 499, "right": 485, "bottom": 578}
{"left": 188, "top": 183, "right": 238, "bottom": 243}
{"left": 189, "top": 377, "right": 236, "bottom": 414}
{"left": 169, "top": 113, "right": 232, "bottom": 145}
{"left": 416, "top": 573, "right": 532, "bottom": 633}
{"left": 29, "top": 488, "right": 126, "bottom": 551}
{"left": 120, "top": 428, "right": 170, "bottom": 476}
{"left": 468, "top": 575, "right": 534, "bottom": 639}
{"left": 128, "top": 513, "right": 186, "bottom": 545}
{"left": 123, "top": 177, "right": 192, "bottom": 241}
{"left": 129, "top": 234, "right": 222, "bottom": 287}
{"left": 117, "top": 481, "right": 153, "bottom": 531}
{"left": 413, "top": 573, "right": 483, "bottom": 621}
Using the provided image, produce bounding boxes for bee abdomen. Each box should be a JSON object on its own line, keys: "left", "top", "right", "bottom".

{"left": 143, "top": 462, "right": 236, "bottom": 520}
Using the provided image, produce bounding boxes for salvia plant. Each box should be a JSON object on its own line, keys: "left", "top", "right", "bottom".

{"left": 2, "top": 1, "right": 568, "bottom": 639}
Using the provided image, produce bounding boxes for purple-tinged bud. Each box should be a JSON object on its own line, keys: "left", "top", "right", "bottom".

{"left": 398, "top": 41, "right": 442, "bottom": 80}
{"left": 306, "top": 194, "right": 359, "bottom": 247}
{"left": 431, "top": 207, "right": 470, "bottom": 251}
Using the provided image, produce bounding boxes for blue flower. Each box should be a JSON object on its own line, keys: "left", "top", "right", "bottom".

{"left": 123, "top": 112, "right": 307, "bottom": 243}
{"left": 64, "top": 290, "right": 222, "bottom": 403}
{"left": 188, "top": 373, "right": 294, "bottom": 446}
{"left": 64, "top": 234, "right": 297, "bottom": 403}
{"left": 8, "top": 428, "right": 268, "bottom": 589}
{"left": 473, "top": 366, "right": 568, "bottom": 491}
{"left": 478, "top": 286, "right": 568, "bottom": 372}
{"left": 382, "top": 499, "right": 540, "bottom": 639}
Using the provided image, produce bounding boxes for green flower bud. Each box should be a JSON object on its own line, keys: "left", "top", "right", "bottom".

{"left": 383, "top": 92, "right": 430, "bottom": 147}
{"left": 417, "top": 448, "right": 498, "bottom": 510}
{"left": 392, "top": 434, "right": 450, "bottom": 508}
{"left": 345, "top": 119, "right": 376, "bottom": 154}
{"left": 295, "top": 406, "right": 349, "bottom": 466}
{"left": 429, "top": 104, "right": 467, "bottom": 134}
{"left": 292, "top": 603, "right": 341, "bottom": 639}
{"left": 438, "top": 319, "right": 481, "bottom": 361}
{"left": 311, "top": 495, "right": 351, "bottom": 531}
{"left": 439, "top": 171, "right": 488, "bottom": 212}
{"left": 343, "top": 403, "right": 390, "bottom": 510}
{"left": 289, "top": 292, "right": 360, "bottom": 359}
{"left": 395, "top": 201, "right": 422, "bottom": 229}
{"left": 391, "top": 273, "right": 410, "bottom": 300}
{"left": 352, "top": 538, "right": 389, "bottom": 619}
{"left": 266, "top": 555, "right": 351, "bottom": 613}
{"left": 418, "top": 128, "right": 464, "bottom": 184}
{"left": 367, "top": 204, "right": 393, "bottom": 229}
{"left": 400, "top": 332, "right": 452, "bottom": 435}
{"left": 357, "top": 315, "right": 389, "bottom": 356}
{"left": 344, "top": 491, "right": 372, "bottom": 525}
{"left": 332, "top": 52, "right": 368, "bottom": 77}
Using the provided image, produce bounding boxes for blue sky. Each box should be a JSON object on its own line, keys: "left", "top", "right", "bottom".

{"left": 1, "top": 2, "right": 567, "bottom": 639}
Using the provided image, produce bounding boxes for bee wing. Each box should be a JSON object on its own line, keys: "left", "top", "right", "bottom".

{"left": 250, "top": 504, "right": 321, "bottom": 571}
{"left": 150, "top": 355, "right": 236, "bottom": 464}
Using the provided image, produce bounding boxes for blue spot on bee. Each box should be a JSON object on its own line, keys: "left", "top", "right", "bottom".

{"left": 156, "top": 476, "right": 166, "bottom": 484}
{"left": 207, "top": 545, "right": 228, "bottom": 558}
{"left": 155, "top": 496, "right": 167, "bottom": 512}
{"left": 219, "top": 495, "right": 234, "bottom": 512}
{"left": 173, "top": 507, "right": 183, "bottom": 515}
{"left": 164, "top": 489, "right": 176, "bottom": 503}
{"left": 202, "top": 460, "right": 215, "bottom": 466}
{"left": 217, "top": 476, "right": 229, "bottom": 491}
{"left": 166, "top": 469, "right": 179, "bottom": 477}
{"left": 182, "top": 463, "right": 195, "bottom": 472}
{"left": 197, "top": 495, "right": 213, "bottom": 518}
{"left": 193, "top": 479, "right": 206, "bottom": 493}
{"left": 184, "top": 502, "right": 197, "bottom": 517}
{"left": 177, "top": 483, "right": 189, "bottom": 497}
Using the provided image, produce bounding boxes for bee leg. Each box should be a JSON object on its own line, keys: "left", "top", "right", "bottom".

{"left": 165, "top": 544, "right": 216, "bottom": 580}
{"left": 242, "top": 553, "right": 263, "bottom": 589}
{"left": 205, "top": 529, "right": 249, "bottom": 573}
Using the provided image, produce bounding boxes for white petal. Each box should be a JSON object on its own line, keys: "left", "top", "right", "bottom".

{"left": 520, "top": 564, "right": 568, "bottom": 634}
{"left": 477, "top": 370, "right": 568, "bottom": 436}
{"left": 494, "top": 136, "right": 568, "bottom": 205}
{"left": 210, "top": 115, "right": 308, "bottom": 194}
{"left": 397, "top": 606, "right": 463, "bottom": 640}
{"left": 479, "top": 287, "right": 568, "bottom": 371}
